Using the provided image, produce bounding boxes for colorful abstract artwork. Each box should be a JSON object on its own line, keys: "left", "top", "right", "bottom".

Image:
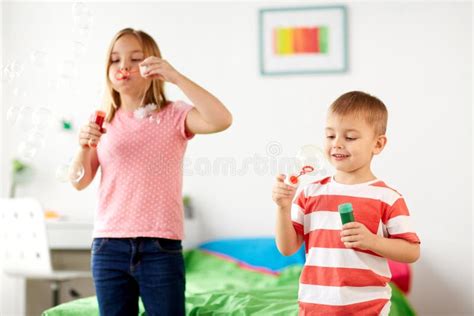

{"left": 273, "top": 26, "right": 329, "bottom": 55}
{"left": 259, "top": 6, "right": 348, "bottom": 75}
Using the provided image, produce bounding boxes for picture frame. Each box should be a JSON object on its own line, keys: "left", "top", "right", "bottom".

{"left": 259, "top": 5, "right": 348, "bottom": 75}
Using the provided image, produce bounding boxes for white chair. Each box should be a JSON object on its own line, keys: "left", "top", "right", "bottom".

{"left": 0, "top": 198, "right": 91, "bottom": 307}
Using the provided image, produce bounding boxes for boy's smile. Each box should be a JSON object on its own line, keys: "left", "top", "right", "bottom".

{"left": 331, "top": 153, "right": 350, "bottom": 161}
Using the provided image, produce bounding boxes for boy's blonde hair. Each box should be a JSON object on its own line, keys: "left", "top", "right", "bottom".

{"left": 329, "top": 91, "right": 388, "bottom": 135}
{"left": 104, "top": 28, "right": 168, "bottom": 122}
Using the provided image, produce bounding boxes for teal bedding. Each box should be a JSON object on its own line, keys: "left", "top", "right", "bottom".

{"left": 43, "top": 249, "right": 415, "bottom": 315}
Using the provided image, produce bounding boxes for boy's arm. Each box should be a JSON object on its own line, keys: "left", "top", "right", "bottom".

{"left": 275, "top": 205, "right": 304, "bottom": 256}
{"left": 341, "top": 222, "right": 420, "bottom": 263}
{"left": 370, "top": 236, "right": 420, "bottom": 263}
{"left": 273, "top": 174, "right": 304, "bottom": 256}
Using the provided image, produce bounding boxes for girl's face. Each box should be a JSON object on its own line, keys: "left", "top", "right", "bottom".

{"left": 108, "top": 34, "right": 148, "bottom": 95}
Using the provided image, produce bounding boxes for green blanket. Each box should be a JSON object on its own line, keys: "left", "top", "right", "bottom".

{"left": 43, "top": 250, "right": 415, "bottom": 315}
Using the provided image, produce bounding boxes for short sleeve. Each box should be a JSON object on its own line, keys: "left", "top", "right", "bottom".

{"left": 384, "top": 197, "right": 420, "bottom": 244}
{"left": 170, "top": 100, "right": 195, "bottom": 140}
{"left": 291, "top": 189, "right": 306, "bottom": 236}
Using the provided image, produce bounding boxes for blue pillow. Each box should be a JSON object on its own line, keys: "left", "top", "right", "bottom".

{"left": 198, "top": 237, "right": 305, "bottom": 273}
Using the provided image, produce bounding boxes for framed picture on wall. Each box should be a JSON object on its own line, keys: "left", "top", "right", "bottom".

{"left": 259, "top": 5, "right": 348, "bottom": 75}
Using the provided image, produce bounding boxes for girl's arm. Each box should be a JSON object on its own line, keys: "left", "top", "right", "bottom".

{"left": 71, "top": 122, "right": 103, "bottom": 190}
{"left": 140, "top": 57, "right": 232, "bottom": 134}
{"left": 71, "top": 147, "right": 100, "bottom": 190}
{"left": 175, "top": 74, "right": 232, "bottom": 134}
{"left": 341, "top": 222, "right": 420, "bottom": 263}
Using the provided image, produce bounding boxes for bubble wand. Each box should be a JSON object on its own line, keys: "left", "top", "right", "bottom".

{"left": 115, "top": 66, "right": 158, "bottom": 121}
{"left": 286, "top": 165, "right": 315, "bottom": 186}
{"left": 285, "top": 144, "right": 326, "bottom": 187}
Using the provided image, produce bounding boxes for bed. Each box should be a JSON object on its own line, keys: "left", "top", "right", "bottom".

{"left": 42, "top": 238, "right": 415, "bottom": 315}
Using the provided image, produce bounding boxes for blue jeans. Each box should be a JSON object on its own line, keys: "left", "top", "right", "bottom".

{"left": 91, "top": 237, "right": 185, "bottom": 316}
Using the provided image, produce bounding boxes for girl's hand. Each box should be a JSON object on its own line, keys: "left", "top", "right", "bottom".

{"left": 340, "top": 222, "right": 378, "bottom": 250}
{"left": 272, "top": 174, "right": 297, "bottom": 209}
{"left": 79, "top": 122, "right": 106, "bottom": 148}
{"left": 139, "top": 57, "right": 181, "bottom": 84}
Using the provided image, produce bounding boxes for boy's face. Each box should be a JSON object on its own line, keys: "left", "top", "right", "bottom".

{"left": 324, "top": 113, "right": 386, "bottom": 174}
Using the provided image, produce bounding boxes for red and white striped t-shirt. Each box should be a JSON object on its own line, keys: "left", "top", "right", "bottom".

{"left": 291, "top": 176, "right": 420, "bottom": 316}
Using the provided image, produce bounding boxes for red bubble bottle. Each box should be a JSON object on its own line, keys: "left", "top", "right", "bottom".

{"left": 87, "top": 110, "right": 106, "bottom": 148}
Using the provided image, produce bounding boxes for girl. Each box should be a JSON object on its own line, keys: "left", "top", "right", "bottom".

{"left": 72, "top": 28, "right": 232, "bottom": 316}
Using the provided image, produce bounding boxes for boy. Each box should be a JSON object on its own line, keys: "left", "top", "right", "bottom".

{"left": 272, "top": 91, "right": 420, "bottom": 315}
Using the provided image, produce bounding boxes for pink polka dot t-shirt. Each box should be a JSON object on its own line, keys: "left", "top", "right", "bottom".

{"left": 95, "top": 101, "right": 194, "bottom": 240}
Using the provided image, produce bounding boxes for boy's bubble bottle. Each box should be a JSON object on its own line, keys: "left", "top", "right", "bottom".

{"left": 285, "top": 144, "right": 326, "bottom": 187}
{"left": 338, "top": 203, "right": 355, "bottom": 225}
{"left": 87, "top": 110, "right": 106, "bottom": 148}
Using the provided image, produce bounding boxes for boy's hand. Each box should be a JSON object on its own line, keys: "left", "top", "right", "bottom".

{"left": 272, "top": 174, "right": 297, "bottom": 209}
{"left": 340, "top": 222, "right": 378, "bottom": 251}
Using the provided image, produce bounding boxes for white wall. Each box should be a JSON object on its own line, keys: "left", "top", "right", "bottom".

{"left": 470, "top": 0, "right": 474, "bottom": 307}
{"left": 1, "top": 2, "right": 26, "bottom": 315}
{"left": 0, "top": 0, "right": 3, "bottom": 312}
{"left": 0, "top": 1, "right": 472, "bottom": 315}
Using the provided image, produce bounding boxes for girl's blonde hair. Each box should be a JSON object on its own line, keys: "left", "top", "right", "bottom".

{"left": 104, "top": 28, "right": 168, "bottom": 122}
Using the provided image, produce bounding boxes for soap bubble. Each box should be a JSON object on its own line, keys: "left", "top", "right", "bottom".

{"left": 55, "top": 160, "right": 85, "bottom": 183}
{"left": 3, "top": 61, "right": 25, "bottom": 81}
{"left": 48, "top": 79, "right": 60, "bottom": 91}
{"left": 72, "top": 40, "right": 87, "bottom": 59}
{"left": 285, "top": 145, "right": 327, "bottom": 187}
{"left": 69, "top": 162, "right": 85, "bottom": 183}
{"left": 94, "top": 85, "right": 106, "bottom": 104}
{"left": 59, "top": 59, "right": 78, "bottom": 80}
{"left": 55, "top": 164, "right": 70, "bottom": 182}
{"left": 75, "top": 13, "right": 93, "bottom": 32}
{"left": 32, "top": 107, "right": 53, "bottom": 130}
{"left": 29, "top": 50, "right": 48, "bottom": 69}
{"left": 18, "top": 141, "right": 39, "bottom": 162}
{"left": 26, "top": 130, "right": 46, "bottom": 149}
{"left": 6, "top": 105, "right": 21, "bottom": 125}
{"left": 2, "top": 63, "right": 14, "bottom": 83}
{"left": 72, "top": 2, "right": 85, "bottom": 15}
{"left": 12, "top": 87, "right": 25, "bottom": 98}
{"left": 9, "top": 105, "right": 52, "bottom": 133}
{"left": 1, "top": 70, "right": 8, "bottom": 83}
{"left": 139, "top": 64, "right": 149, "bottom": 77}
{"left": 73, "top": 3, "right": 93, "bottom": 35}
{"left": 146, "top": 113, "right": 161, "bottom": 125}
{"left": 296, "top": 144, "right": 326, "bottom": 174}
{"left": 16, "top": 106, "right": 34, "bottom": 130}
